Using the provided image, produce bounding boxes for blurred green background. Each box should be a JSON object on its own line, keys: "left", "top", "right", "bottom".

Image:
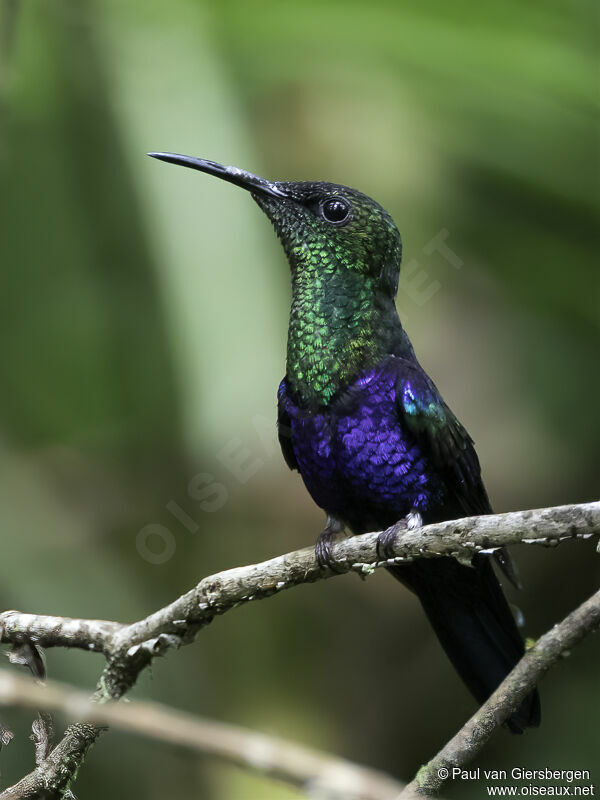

{"left": 0, "top": 0, "right": 598, "bottom": 797}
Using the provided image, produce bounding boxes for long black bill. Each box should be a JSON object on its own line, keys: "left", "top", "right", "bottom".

{"left": 147, "top": 152, "right": 286, "bottom": 199}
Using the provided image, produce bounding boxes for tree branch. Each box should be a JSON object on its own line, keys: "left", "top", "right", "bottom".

{"left": 0, "top": 722, "right": 102, "bottom": 800}
{"left": 0, "top": 670, "right": 404, "bottom": 800}
{"left": 1, "top": 502, "right": 597, "bottom": 680}
{"left": 0, "top": 500, "right": 597, "bottom": 797}
{"left": 399, "top": 585, "right": 600, "bottom": 797}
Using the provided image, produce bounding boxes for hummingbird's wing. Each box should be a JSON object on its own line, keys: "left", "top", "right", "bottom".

{"left": 387, "top": 357, "right": 536, "bottom": 726}
{"left": 391, "top": 356, "right": 492, "bottom": 518}
{"left": 277, "top": 378, "right": 299, "bottom": 472}
{"left": 391, "top": 355, "right": 522, "bottom": 584}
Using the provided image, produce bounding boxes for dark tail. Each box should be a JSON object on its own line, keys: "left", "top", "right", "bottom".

{"left": 388, "top": 555, "right": 541, "bottom": 733}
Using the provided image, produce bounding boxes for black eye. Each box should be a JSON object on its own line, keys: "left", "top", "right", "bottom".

{"left": 320, "top": 197, "right": 352, "bottom": 225}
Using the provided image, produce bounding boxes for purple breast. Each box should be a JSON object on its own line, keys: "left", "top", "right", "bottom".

{"left": 283, "top": 366, "right": 437, "bottom": 532}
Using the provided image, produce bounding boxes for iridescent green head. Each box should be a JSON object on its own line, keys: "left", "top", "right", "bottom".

{"left": 251, "top": 180, "right": 402, "bottom": 300}
{"left": 149, "top": 153, "right": 406, "bottom": 405}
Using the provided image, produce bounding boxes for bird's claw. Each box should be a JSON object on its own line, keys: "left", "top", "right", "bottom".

{"left": 377, "top": 521, "right": 406, "bottom": 560}
{"left": 377, "top": 510, "right": 422, "bottom": 560}
{"left": 315, "top": 518, "right": 345, "bottom": 572}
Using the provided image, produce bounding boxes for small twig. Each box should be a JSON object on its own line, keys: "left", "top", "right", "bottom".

{"left": 0, "top": 723, "right": 101, "bottom": 800}
{"left": 0, "top": 724, "right": 13, "bottom": 751}
{"left": 30, "top": 713, "right": 54, "bottom": 765}
{"left": 399, "top": 586, "right": 600, "bottom": 797}
{"left": 0, "top": 670, "right": 403, "bottom": 800}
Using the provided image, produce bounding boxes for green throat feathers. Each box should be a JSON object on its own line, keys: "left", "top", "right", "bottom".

{"left": 252, "top": 181, "right": 405, "bottom": 406}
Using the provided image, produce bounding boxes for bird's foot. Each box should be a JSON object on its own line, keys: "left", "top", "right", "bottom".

{"left": 315, "top": 516, "right": 346, "bottom": 572}
{"left": 377, "top": 523, "right": 405, "bottom": 560}
{"left": 377, "top": 509, "right": 423, "bottom": 560}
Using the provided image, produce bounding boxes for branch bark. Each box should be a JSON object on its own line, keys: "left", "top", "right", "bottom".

{"left": 0, "top": 722, "right": 101, "bottom": 800}
{"left": 0, "top": 670, "right": 403, "bottom": 800}
{"left": 1, "top": 501, "right": 597, "bottom": 678}
{"left": 0, "top": 500, "right": 597, "bottom": 798}
{"left": 399, "top": 585, "right": 600, "bottom": 798}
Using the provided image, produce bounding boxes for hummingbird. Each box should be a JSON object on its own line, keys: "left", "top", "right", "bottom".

{"left": 149, "top": 152, "right": 541, "bottom": 733}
